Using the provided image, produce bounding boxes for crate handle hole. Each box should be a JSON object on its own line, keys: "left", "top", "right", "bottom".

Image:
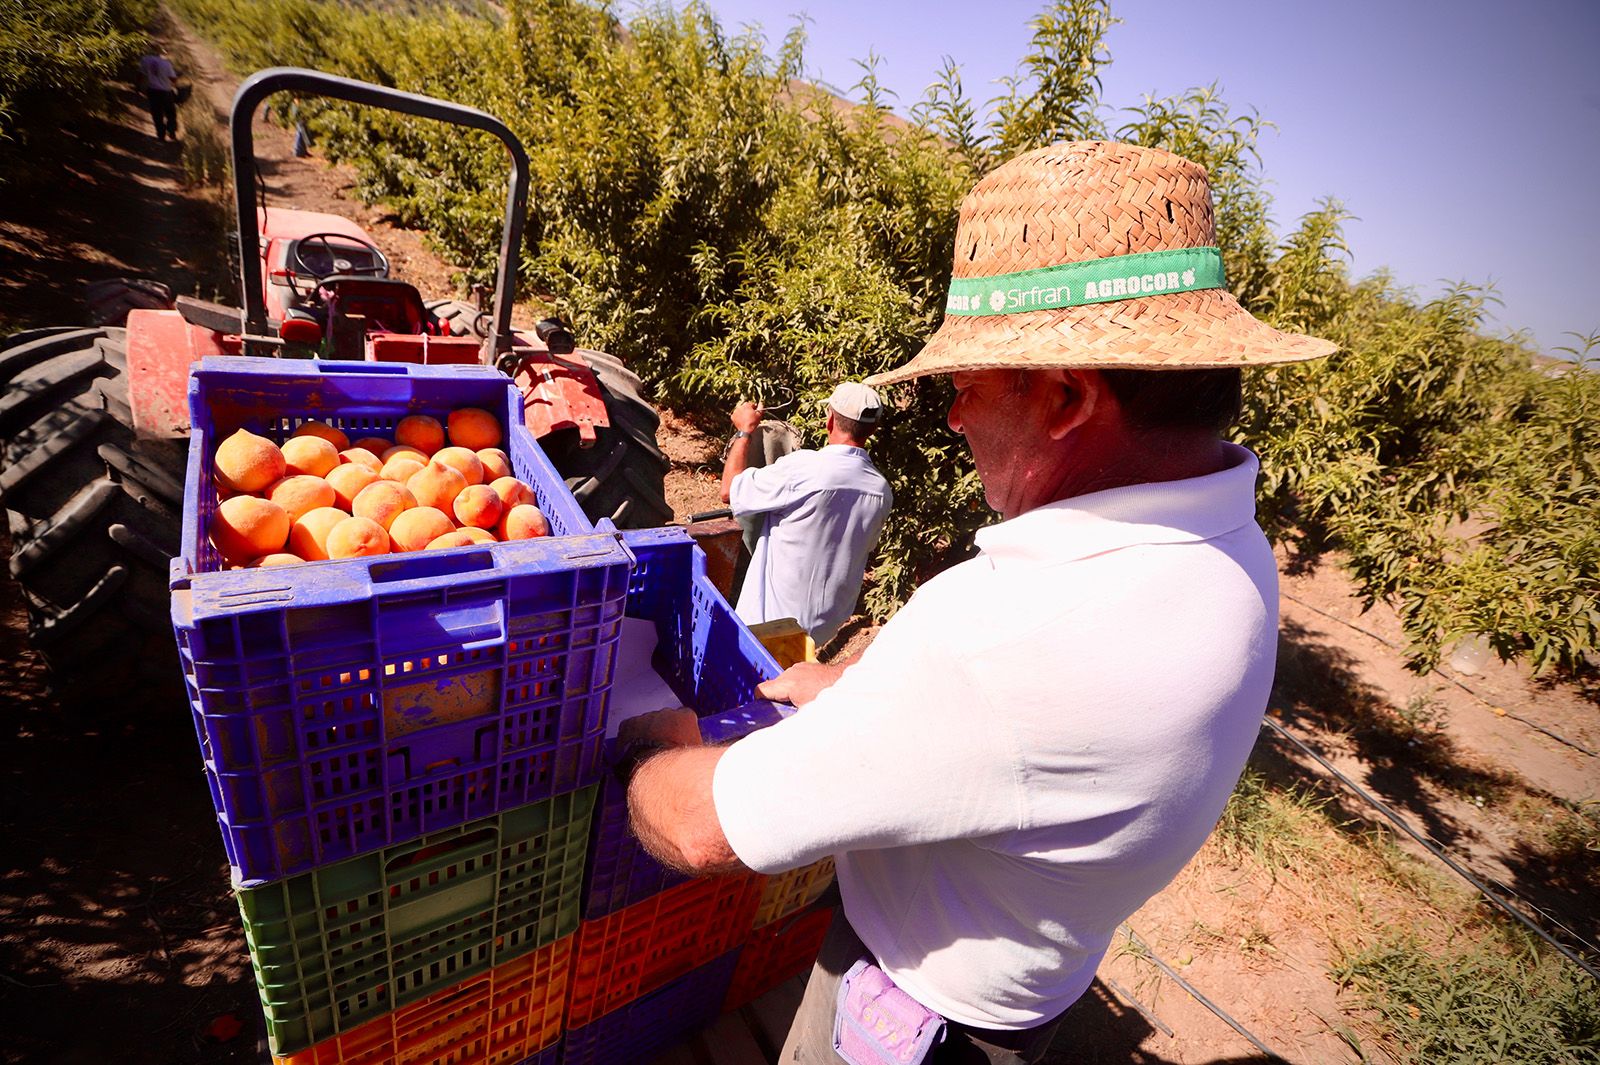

{"left": 385, "top": 827, "right": 498, "bottom": 873}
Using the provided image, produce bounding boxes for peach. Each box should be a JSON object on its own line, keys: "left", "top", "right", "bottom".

{"left": 249, "top": 552, "right": 303, "bottom": 567}
{"left": 214, "top": 428, "right": 285, "bottom": 493}
{"left": 453, "top": 483, "right": 503, "bottom": 529}
{"left": 266, "top": 474, "right": 336, "bottom": 523}
{"left": 352, "top": 436, "right": 392, "bottom": 455}
{"left": 210, "top": 495, "right": 290, "bottom": 563}
{"left": 288, "top": 506, "right": 348, "bottom": 562}
{"left": 291, "top": 420, "right": 350, "bottom": 451}
{"left": 325, "top": 463, "right": 378, "bottom": 510}
{"left": 426, "top": 530, "right": 483, "bottom": 551}
{"left": 281, "top": 435, "right": 340, "bottom": 478}
{"left": 406, "top": 460, "right": 468, "bottom": 512}
{"left": 388, "top": 507, "right": 455, "bottom": 552}
{"left": 339, "top": 447, "right": 383, "bottom": 472}
{"left": 381, "top": 444, "right": 429, "bottom": 465}
{"left": 498, "top": 504, "right": 550, "bottom": 541}
{"left": 352, "top": 480, "right": 416, "bottom": 530}
{"left": 432, "top": 446, "right": 485, "bottom": 486}
{"left": 380, "top": 456, "right": 425, "bottom": 484}
{"left": 457, "top": 527, "right": 495, "bottom": 544}
{"left": 447, "top": 407, "right": 502, "bottom": 450}
{"left": 394, "top": 415, "right": 445, "bottom": 455}
{"left": 489, "top": 476, "right": 535, "bottom": 511}
{"left": 327, "top": 516, "right": 390, "bottom": 559}
{"left": 476, "top": 448, "right": 512, "bottom": 481}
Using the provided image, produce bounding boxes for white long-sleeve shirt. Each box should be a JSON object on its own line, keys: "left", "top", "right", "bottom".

{"left": 730, "top": 444, "right": 892, "bottom": 645}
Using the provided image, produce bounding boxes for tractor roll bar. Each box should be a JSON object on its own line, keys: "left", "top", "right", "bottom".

{"left": 230, "top": 67, "right": 530, "bottom": 357}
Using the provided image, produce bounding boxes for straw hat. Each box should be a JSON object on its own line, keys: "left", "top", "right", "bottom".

{"left": 866, "top": 141, "right": 1336, "bottom": 386}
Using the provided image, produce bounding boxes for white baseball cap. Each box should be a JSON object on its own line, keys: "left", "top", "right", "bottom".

{"left": 827, "top": 381, "right": 883, "bottom": 424}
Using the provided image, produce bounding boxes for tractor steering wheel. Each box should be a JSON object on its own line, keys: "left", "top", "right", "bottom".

{"left": 291, "top": 232, "right": 390, "bottom": 283}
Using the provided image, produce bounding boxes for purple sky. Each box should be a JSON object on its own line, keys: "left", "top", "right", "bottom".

{"left": 697, "top": 0, "right": 1600, "bottom": 358}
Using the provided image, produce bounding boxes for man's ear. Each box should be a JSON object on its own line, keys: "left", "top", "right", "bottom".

{"left": 1045, "top": 369, "right": 1100, "bottom": 441}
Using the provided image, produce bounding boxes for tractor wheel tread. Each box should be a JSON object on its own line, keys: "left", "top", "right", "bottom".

{"left": 0, "top": 351, "right": 116, "bottom": 437}
{"left": 536, "top": 346, "right": 672, "bottom": 530}
{"left": 0, "top": 326, "right": 183, "bottom": 716}
{"left": 0, "top": 327, "right": 113, "bottom": 389}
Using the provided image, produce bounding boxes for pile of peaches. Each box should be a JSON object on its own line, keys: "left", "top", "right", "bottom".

{"left": 207, "top": 408, "right": 551, "bottom": 568}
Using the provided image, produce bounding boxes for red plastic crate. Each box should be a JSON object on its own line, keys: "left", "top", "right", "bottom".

{"left": 723, "top": 905, "right": 835, "bottom": 1012}
{"left": 560, "top": 951, "right": 739, "bottom": 1065}
{"left": 272, "top": 935, "right": 572, "bottom": 1065}
{"left": 565, "top": 874, "right": 762, "bottom": 1029}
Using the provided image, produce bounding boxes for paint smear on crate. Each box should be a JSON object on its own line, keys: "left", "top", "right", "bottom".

{"left": 383, "top": 668, "right": 500, "bottom": 737}
{"left": 605, "top": 618, "right": 681, "bottom": 739}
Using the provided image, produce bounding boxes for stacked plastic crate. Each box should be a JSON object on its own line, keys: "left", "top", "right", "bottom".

{"left": 558, "top": 527, "right": 770, "bottom": 1065}
{"left": 171, "top": 358, "right": 634, "bottom": 1065}
{"left": 566, "top": 534, "right": 840, "bottom": 1064}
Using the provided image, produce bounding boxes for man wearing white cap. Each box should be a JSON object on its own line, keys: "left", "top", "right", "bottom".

{"left": 624, "top": 141, "right": 1334, "bottom": 1062}
{"left": 718, "top": 381, "right": 893, "bottom": 646}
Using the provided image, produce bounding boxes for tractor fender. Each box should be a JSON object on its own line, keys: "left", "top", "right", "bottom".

{"left": 512, "top": 349, "right": 610, "bottom": 444}
{"left": 125, "top": 308, "right": 227, "bottom": 439}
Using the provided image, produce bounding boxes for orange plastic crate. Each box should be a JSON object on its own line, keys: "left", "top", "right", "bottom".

{"left": 565, "top": 874, "right": 761, "bottom": 1029}
{"left": 273, "top": 935, "right": 572, "bottom": 1065}
{"left": 723, "top": 906, "right": 835, "bottom": 1011}
{"left": 752, "top": 857, "right": 835, "bottom": 929}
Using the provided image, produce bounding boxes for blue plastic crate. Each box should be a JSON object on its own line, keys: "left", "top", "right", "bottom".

{"left": 559, "top": 951, "right": 740, "bottom": 1065}
{"left": 171, "top": 358, "right": 632, "bottom": 886}
{"left": 581, "top": 528, "right": 782, "bottom": 918}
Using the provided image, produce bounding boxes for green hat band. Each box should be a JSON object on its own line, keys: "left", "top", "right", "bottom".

{"left": 945, "top": 246, "right": 1225, "bottom": 317}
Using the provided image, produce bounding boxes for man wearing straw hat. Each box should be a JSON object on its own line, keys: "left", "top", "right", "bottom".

{"left": 624, "top": 141, "right": 1333, "bottom": 1063}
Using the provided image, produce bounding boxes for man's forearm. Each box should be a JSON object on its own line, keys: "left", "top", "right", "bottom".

{"left": 626, "top": 745, "right": 746, "bottom": 875}
{"left": 719, "top": 434, "right": 752, "bottom": 503}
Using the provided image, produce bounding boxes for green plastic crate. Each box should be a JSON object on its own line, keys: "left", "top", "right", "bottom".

{"left": 237, "top": 786, "right": 597, "bottom": 1057}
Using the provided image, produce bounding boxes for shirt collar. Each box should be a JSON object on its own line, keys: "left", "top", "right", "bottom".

{"left": 821, "top": 444, "right": 868, "bottom": 456}
{"left": 973, "top": 443, "right": 1261, "bottom": 566}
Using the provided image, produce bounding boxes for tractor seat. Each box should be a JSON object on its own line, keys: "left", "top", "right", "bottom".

{"left": 317, "top": 276, "right": 429, "bottom": 335}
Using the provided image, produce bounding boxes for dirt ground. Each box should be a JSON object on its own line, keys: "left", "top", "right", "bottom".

{"left": 0, "top": 11, "right": 1595, "bottom": 1064}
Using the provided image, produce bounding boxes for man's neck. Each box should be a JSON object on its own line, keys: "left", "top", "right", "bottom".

{"left": 1032, "top": 433, "right": 1232, "bottom": 513}
{"left": 825, "top": 430, "right": 864, "bottom": 448}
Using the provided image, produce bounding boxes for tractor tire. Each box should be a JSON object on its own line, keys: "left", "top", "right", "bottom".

{"left": 424, "top": 298, "right": 486, "bottom": 338}
{"left": 0, "top": 326, "right": 188, "bottom": 720}
{"left": 84, "top": 278, "right": 175, "bottom": 326}
{"left": 537, "top": 348, "right": 673, "bottom": 530}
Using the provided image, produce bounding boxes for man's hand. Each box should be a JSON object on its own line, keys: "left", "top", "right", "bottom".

{"left": 730, "top": 401, "right": 762, "bottom": 433}
{"left": 618, "top": 707, "right": 703, "bottom": 749}
{"left": 757, "top": 660, "right": 848, "bottom": 708}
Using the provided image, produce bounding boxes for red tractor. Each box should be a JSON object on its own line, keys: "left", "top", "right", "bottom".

{"left": 0, "top": 68, "right": 672, "bottom": 713}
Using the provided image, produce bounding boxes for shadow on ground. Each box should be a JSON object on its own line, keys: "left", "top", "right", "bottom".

{"left": 0, "top": 85, "right": 230, "bottom": 332}
{"left": 1262, "top": 620, "right": 1599, "bottom": 957}
{"left": 1044, "top": 978, "right": 1276, "bottom": 1064}
{"left": 0, "top": 536, "right": 256, "bottom": 1065}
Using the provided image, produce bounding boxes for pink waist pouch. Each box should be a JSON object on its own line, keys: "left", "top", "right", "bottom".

{"left": 832, "top": 958, "right": 947, "bottom": 1065}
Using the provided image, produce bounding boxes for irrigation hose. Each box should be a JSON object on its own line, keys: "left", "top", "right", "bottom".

{"left": 1279, "top": 591, "right": 1596, "bottom": 759}
{"left": 1260, "top": 715, "right": 1600, "bottom": 981}
{"left": 1118, "top": 925, "right": 1290, "bottom": 1062}
{"left": 1098, "top": 976, "right": 1175, "bottom": 1038}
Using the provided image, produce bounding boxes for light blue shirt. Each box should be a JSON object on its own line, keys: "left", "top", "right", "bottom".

{"left": 730, "top": 444, "right": 892, "bottom": 644}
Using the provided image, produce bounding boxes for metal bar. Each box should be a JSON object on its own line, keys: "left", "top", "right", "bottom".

{"left": 229, "top": 67, "right": 529, "bottom": 356}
